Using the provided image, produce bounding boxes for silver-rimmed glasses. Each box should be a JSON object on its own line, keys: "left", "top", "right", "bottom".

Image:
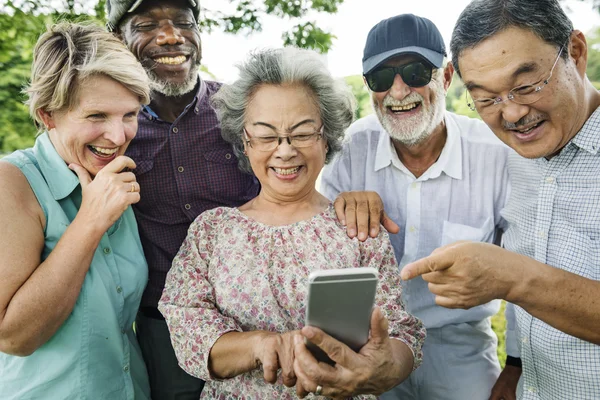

{"left": 466, "top": 41, "right": 567, "bottom": 115}
{"left": 243, "top": 125, "right": 324, "bottom": 152}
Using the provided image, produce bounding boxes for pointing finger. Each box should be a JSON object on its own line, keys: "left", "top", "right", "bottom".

{"left": 401, "top": 251, "right": 453, "bottom": 281}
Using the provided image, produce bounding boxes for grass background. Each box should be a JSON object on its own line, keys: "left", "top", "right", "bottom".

{"left": 491, "top": 301, "right": 507, "bottom": 368}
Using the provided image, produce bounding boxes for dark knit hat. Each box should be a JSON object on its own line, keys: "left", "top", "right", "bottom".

{"left": 106, "top": 0, "right": 200, "bottom": 31}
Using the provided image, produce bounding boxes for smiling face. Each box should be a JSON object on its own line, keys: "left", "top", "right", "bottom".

{"left": 370, "top": 55, "right": 448, "bottom": 146}
{"left": 42, "top": 75, "right": 141, "bottom": 177}
{"left": 459, "top": 27, "right": 589, "bottom": 159}
{"left": 244, "top": 83, "right": 327, "bottom": 203}
{"left": 120, "top": 0, "right": 201, "bottom": 97}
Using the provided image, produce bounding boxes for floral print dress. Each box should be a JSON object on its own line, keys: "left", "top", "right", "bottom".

{"left": 159, "top": 204, "right": 425, "bottom": 399}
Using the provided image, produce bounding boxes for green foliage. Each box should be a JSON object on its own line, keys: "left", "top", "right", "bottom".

{"left": 344, "top": 75, "right": 372, "bottom": 119}
{"left": 446, "top": 72, "right": 480, "bottom": 119}
{"left": 585, "top": 27, "right": 600, "bottom": 87}
{"left": 0, "top": 4, "right": 45, "bottom": 152}
{"left": 282, "top": 22, "right": 335, "bottom": 54}
{"left": 492, "top": 301, "right": 507, "bottom": 368}
{"left": 201, "top": 0, "right": 344, "bottom": 52}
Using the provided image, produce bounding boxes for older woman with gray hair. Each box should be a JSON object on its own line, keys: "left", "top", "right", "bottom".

{"left": 159, "top": 47, "right": 425, "bottom": 399}
{"left": 0, "top": 22, "right": 150, "bottom": 399}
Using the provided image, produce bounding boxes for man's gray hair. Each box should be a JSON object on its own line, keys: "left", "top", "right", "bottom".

{"left": 211, "top": 47, "right": 356, "bottom": 174}
{"left": 450, "top": 0, "right": 573, "bottom": 78}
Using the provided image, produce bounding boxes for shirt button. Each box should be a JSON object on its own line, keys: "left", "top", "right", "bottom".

{"left": 521, "top": 336, "right": 528, "bottom": 344}
{"left": 123, "top": 364, "right": 129, "bottom": 372}
{"left": 178, "top": 166, "right": 184, "bottom": 173}
{"left": 184, "top": 204, "right": 191, "bottom": 210}
{"left": 103, "top": 247, "right": 111, "bottom": 254}
{"left": 194, "top": 108, "right": 199, "bottom": 113}
{"left": 172, "top": 127, "right": 178, "bottom": 133}
{"left": 148, "top": 116, "right": 153, "bottom": 121}
{"left": 225, "top": 153, "right": 232, "bottom": 160}
{"left": 121, "top": 328, "right": 127, "bottom": 334}
{"left": 411, "top": 183, "right": 418, "bottom": 189}
{"left": 409, "top": 226, "right": 417, "bottom": 233}
{"left": 116, "top": 286, "right": 122, "bottom": 293}
{"left": 527, "top": 386, "right": 537, "bottom": 393}
{"left": 545, "top": 176, "right": 555, "bottom": 184}
{"left": 537, "top": 230, "right": 546, "bottom": 238}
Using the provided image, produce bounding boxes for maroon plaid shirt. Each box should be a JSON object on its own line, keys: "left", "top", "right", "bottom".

{"left": 127, "top": 79, "right": 260, "bottom": 308}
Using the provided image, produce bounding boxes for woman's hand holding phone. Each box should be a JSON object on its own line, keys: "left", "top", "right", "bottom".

{"left": 293, "top": 307, "right": 407, "bottom": 399}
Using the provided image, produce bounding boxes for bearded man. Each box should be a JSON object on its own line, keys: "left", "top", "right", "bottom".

{"left": 321, "top": 14, "right": 519, "bottom": 400}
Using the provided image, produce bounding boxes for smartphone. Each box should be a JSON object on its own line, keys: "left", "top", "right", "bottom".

{"left": 304, "top": 267, "right": 378, "bottom": 364}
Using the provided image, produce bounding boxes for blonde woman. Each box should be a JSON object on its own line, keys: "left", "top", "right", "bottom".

{"left": 0, "top": 23, "right": 151, "bottom": 399}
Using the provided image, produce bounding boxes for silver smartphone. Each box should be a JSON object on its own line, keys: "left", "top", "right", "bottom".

{"left": 304, "top": 267, "right": 378, "bottom": 364}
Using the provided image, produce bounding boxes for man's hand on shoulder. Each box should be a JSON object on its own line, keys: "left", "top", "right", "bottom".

{"left": 333, "top": 191, "right": 399, "bottom": 241}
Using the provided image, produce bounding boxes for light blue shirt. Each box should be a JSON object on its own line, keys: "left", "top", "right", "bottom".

{"left": 503, "top": 107, "right": 600, "bottom": 399}
{"left": 0, "top": 133, "right": 150, "bottom": 400}
{"left": 321, "top": 112, "right": 510, "bottom": 329}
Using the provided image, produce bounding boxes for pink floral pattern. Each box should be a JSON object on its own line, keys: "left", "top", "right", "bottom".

{"left": 159, "top": 205, "right": 425, "bottom": 399}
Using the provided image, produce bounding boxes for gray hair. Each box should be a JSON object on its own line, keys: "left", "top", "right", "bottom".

{"left": 26, "top": 21, "right": 150, "bottom": 130}
{"left": 211, "top": 47, "right": 356, "bottom": 174}
{"left": 450, "top": 0, "right": 573, "bottom": 78}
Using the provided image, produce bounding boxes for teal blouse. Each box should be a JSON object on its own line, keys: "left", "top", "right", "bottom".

{"left": 0, "top": 133, "right": 150, "bottom": 399}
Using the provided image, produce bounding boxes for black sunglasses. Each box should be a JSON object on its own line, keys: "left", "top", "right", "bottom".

{"left": 364, "top": 61, "right": 434, "bottom": 92}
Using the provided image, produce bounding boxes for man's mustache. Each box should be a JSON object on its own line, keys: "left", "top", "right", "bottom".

{"left": 145, "top": 45, "right": 198, "bottom": 58}
{"left": 503, "top": 114, "right": 547, "bottom": 130}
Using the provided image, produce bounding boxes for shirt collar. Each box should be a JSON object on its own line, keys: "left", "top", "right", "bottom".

{"left": 570, "top": 105, "right": 600, "bottom": 155}
{"left": 374, "top": 112, "right": 463, "bottom": 180}
{"left": 33, "top": 132, "right": 80, "bottom": 201}
{"left": 142, "top": 76, "right": 205, "bottom": 119}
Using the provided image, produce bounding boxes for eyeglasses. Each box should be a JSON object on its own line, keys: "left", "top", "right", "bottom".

{"left": 243, "top": 125, "right": 324, "bottom": 152}
{"left": 466, "top": 42, "right": 566, "bottom": 115}
{"left": 363, "top": 60, "right": 434, "bottom": 92}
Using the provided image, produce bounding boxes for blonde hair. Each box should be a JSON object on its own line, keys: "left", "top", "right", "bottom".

{"left": 25, "top": 21, "right": 150, "bottom": 130}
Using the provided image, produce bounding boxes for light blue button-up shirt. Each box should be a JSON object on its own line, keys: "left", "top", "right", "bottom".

{"left": 502, "top": 107, "right": 600, "bottom": 400}
{"left": 0, "top": 133, "right": 150, "bottom": 399}
{"left": 321, "top": 112, "right": 512, "bottom": 330}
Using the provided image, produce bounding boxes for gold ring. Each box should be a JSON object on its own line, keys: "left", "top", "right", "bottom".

{"left": 130, "top": 183, "right": 136, "bottom": 193}
{"left": 315, "top": 385, "right": 323, "bottom": 395}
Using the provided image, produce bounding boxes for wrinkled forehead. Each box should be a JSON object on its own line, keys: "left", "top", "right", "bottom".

{"left": 458, "top": 27, "right": 558, "bottom": 91}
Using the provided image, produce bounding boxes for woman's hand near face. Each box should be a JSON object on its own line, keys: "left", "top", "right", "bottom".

{"left": 69, "top": 156, "right": 139, "bottom": 234}
{"left": 253, "top": 330, "right": 303, "bottom": 387}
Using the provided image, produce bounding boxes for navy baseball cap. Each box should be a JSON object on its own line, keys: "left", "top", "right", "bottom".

{"left": 362, "top": 14, "right": 447, "bottom": 74}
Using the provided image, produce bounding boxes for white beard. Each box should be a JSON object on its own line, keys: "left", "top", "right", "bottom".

{"left": 147, "top": 66, "right": 199, "bottom": 97}
{"left": 373, "top": 74, "right": 446, "bottom": 147}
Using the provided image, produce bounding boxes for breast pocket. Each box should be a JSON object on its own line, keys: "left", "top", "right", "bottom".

{"left": 131, "top": 159, "right": 154, "bottom": 177}
{"left": 203, "top": 148, "right": 257, "bottom": 202}
{"left": 441, "top": 218, "right": 495, "bottom": 246}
